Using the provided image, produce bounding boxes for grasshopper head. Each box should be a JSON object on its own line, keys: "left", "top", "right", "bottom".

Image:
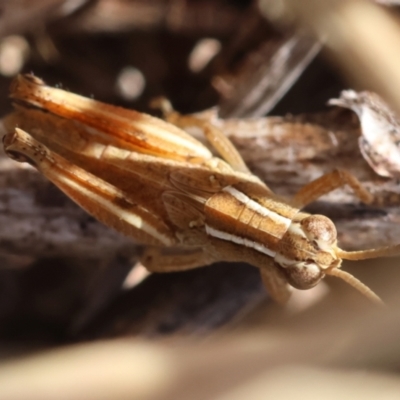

{"left": 274, "top": 213, "right": 386, "bottom": 305}
{"left": 274, "top": 214, "right": 340, "bottom": 290}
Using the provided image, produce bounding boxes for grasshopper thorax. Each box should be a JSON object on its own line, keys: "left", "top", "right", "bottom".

{"left": 274, "top": 214, "right": 341, "bottom": 289}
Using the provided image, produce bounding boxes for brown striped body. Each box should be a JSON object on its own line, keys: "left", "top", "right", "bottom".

{"left": 205, "top": 183, "right": 297, "bottom": 256}
{"left": 203, "top": 181, "right": 338, "bottom": 290}
{"left": 4, "top": 74, "right": 397, "bottom": 305}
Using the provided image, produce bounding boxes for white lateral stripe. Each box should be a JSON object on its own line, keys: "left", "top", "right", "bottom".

{"left": 223, "top": 186, "right": 251, "bottom": 205}
{"left": 57, "top": 173, "right": 173, "bottom": 246}
{"left": 288, "top": 222, "right": 307, "bottom": 239}
{"left": 206, "top": 225, "right": 276, "bottom": 257}
{"left": 223, "top": 186, "right": 291, "bottom": 228}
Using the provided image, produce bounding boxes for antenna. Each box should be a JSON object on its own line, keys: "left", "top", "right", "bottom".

{"left": 327, "top": 265, "right": 384, "bottom": 305}
{"left": 337, "top": 244, "right": 400, "bottom": 261}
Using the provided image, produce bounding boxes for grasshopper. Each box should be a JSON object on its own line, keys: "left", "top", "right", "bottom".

{"left": 3, "top": 74, "right": 400, "bottom": 305}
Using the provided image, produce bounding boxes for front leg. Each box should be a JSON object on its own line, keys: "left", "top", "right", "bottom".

{"left": 292, "top": 169, "right": 373, "bottom": 209}
{"left": 259, "top": 266, "right": 292, "bottom": 305}
{"left": 173, "top": 115, "right": 251, "bottom": 174}
{"left": 207, "top": 238, "right": 291, "bottom": 304}
{"left": 142, "top": 241, "right": 291, "bottom": 304}
{"left": 151, "top": 97, "right": 251, "bottom": 174}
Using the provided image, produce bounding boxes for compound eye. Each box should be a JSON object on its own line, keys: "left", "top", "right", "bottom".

{"left": 283, "top": 261, "right": 324, "bottom": 289}
{"left": 301, "top": 215, "right": 337, "bottom": 246}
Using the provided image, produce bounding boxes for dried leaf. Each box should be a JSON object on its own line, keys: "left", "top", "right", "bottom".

{"left": 329, "top": 90, "right": 400, "bottom": 178}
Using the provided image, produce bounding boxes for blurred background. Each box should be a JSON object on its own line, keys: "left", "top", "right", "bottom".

{"left": 1, "top": 1, "right": 400, "bottom": 399}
